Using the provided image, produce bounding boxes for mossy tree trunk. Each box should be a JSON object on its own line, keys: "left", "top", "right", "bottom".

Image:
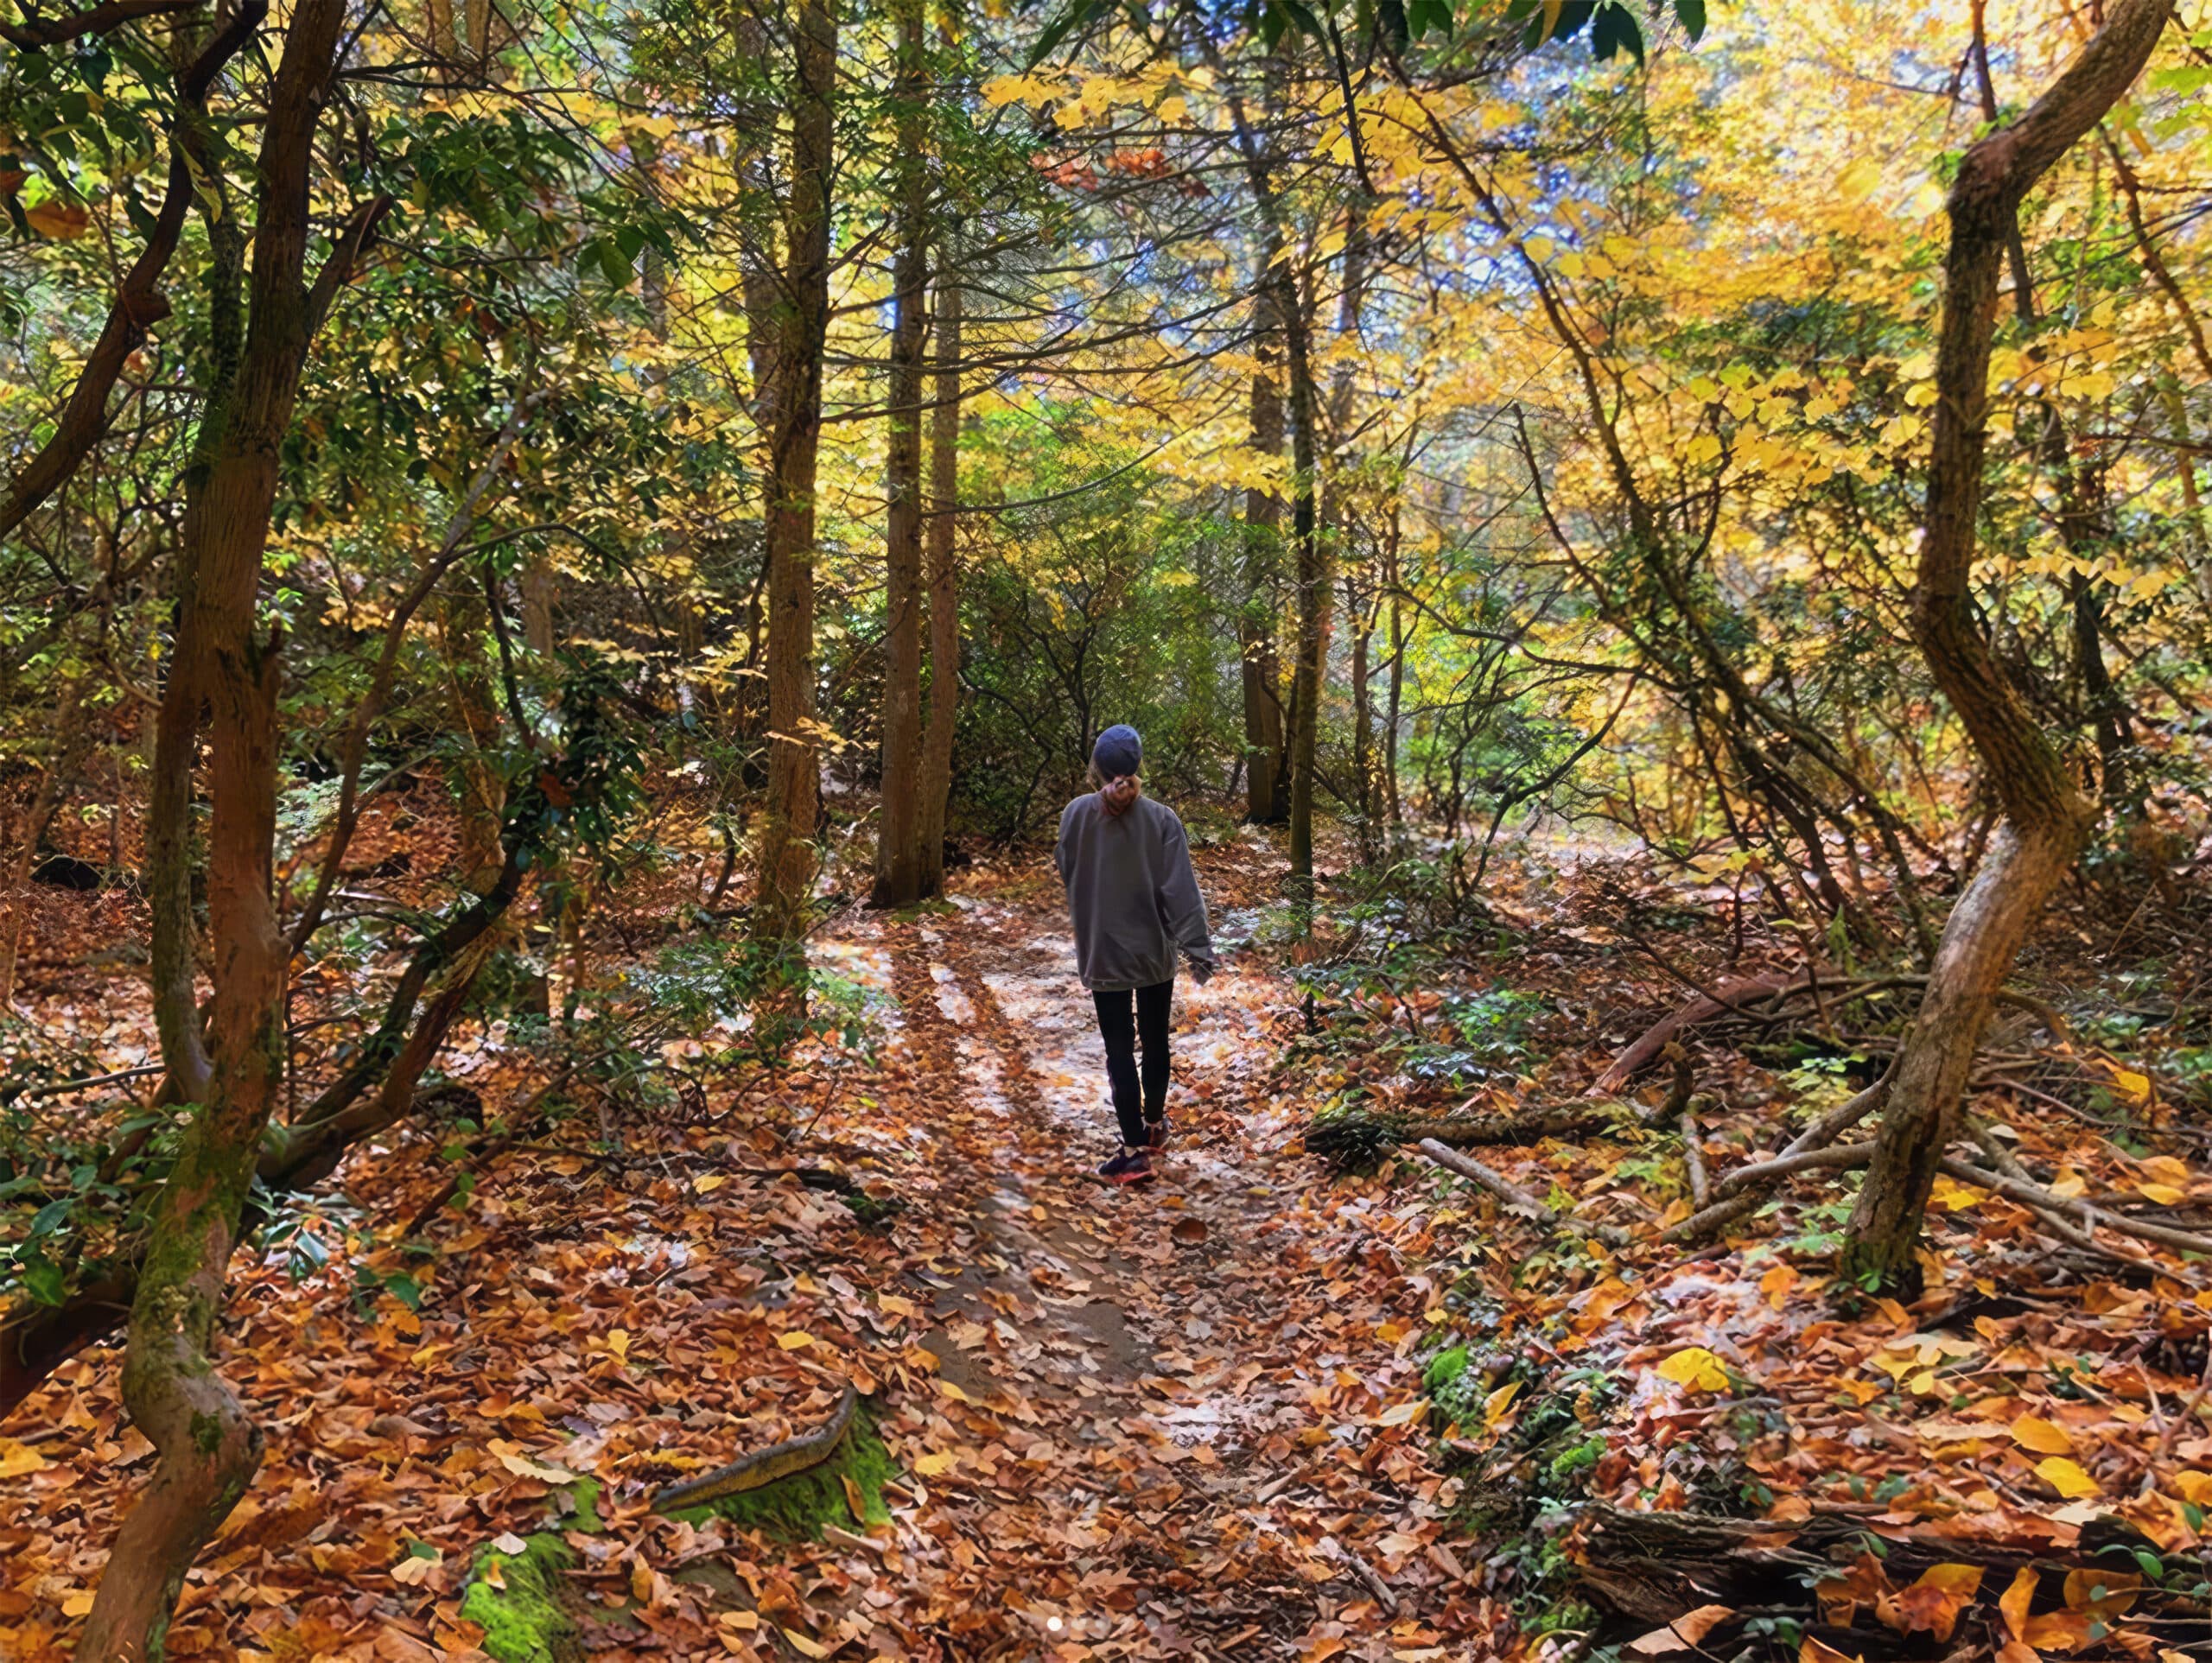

{"left": 80, "top": 1, "right": 372, "bottom": 1652}
{"left": 749, "top": 0, "right": 838, "bottom": 1034}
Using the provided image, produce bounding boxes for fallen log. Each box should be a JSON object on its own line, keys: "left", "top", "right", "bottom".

{"left": 1569, "top": 1501, "right": 2203, "bottom": 1629}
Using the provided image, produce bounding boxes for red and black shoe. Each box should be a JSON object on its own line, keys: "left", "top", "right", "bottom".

{"left": 1142, "top": 1114, "right": 1168, "bottom": 1152}
{"left": 1096, "top": 1146, "right": 1155, "bottom": 1185}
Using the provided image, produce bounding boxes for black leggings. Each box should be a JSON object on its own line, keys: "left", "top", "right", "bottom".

{"left": 1093, "top": 980, "right": 1173, "bottom": 1146}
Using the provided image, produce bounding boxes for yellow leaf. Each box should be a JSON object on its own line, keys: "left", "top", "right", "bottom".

{"left": 779, "top": 1628, "right": 831, "bottom": 1660}
{"left": 777, "top": 1330, "right": 814, "bottom": 1349}
{"left": 695, "top": 1174, "right": 726, "bottom": 1193}
{"left": 1928, "top": 1176, "right": 1981, "bottom": 1211}
{"left": 1836, "top": 156, "right": 1883, "bottom": 205}
{"left": 2036, "top": 1457, "right": 2098, "bottom": 1499}
{"left": 1157, "top": 95, "right": 1187, "bottom": 122}
{"left": 2138, "top": 1181, "right": 2187, "bottom": 1206}
{"left": 607, "top": 1328, "right": 629, "bottom": 1363}
{"left": 0, "top": 1438, "right": 48, "bottom": 1477}
{"left": 2110, "top": 1070, "right": 2152, "bottom": 1106}
{"left": 63, "top": 1592, "right": 95, "bottom": 1617}
{"left": 1686, "top": 433, "right": 1722, "bottom": 467}
{"left": 488, "top": 1438, "right": 576, "bottom": 1483}
{"left": 1485, "top": 1381, "right": 1522, "bottom": 1427}
{"left": 2011, "top": 1416, "right": 2075, "bottom": 1455}
{"left": 1656, "top": 1347, "right": 1731, "bottom": 1393}
{"left": 1524, "top": 234, "right": 1554, "bottom": 263}
{"left": 1760, "top": 1264, "right": 1798, "bottom": 1310}
{"left": 1376, "top": 1398, "right": 1428, "bottom": 1427}
{"left": 913, "top": 1450, "right": 958, "bottom": 1476}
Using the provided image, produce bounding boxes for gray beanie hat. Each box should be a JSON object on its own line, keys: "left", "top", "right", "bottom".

{"left": 1092, "top": 724, "right": 1141, "bottom": 780}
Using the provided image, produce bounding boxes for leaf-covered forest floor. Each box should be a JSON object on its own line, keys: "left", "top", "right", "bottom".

{"left": 5, "top": 806, "right": 2212, "bottom": 1663}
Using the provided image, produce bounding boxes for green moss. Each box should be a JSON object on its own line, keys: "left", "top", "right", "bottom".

{"left": 460, "top": 1533, "right": 582, "bottom": 1663}
{"left": 555, "top": 1476, "right": 604, "bottom": 1533}
{"left": 664, "top": 1412, "right": 895, "bottom": 1539}
{"left": 838, "top": 1191, "right": 904, "bottom": 1229}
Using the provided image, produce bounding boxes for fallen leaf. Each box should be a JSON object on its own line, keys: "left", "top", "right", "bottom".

{"left": 1895, "top": 1564, "right": 1983, "bottom": 1641}
{"left": 1656, "top": 1346, "right": 1731, "bottom": 1393}
{"left": 1629, "top": 1603, "right": 1734, "bottom": 1654}
{"left": 0, "top": 1438, "right": 48, "bottom": 1478}
{"left": 2011, "top": 1416, "right": 2075, "bottom": 1455}
{"left": 2035, "top": 1457, "right": 2098, "bottom": 1499}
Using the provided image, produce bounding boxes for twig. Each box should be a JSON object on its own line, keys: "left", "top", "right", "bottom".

{"left": 1941, "top": 1158, "right": 2212, "bottom": 1260}
{"left": 1965, "top": 1120, "right": 2098, "bottom": 1250}
{"left": 1414, "top": 1139, "right": 1630, "bottom": 1247}
{"left": 1660, "top": 1071, "right": 1893, "bottom": 1244}
{"left": 1325, "top": 1539, "right": 1401, "bottom": 1618}
{"left": 1680, "top": 1111, "right": 1711, "bottom": 1209}
{"left": 3, "top": 1063, "right": 164, "bottom": 1102}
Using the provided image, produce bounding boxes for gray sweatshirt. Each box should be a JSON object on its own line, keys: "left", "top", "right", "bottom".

{"left": 1055, "top": 791, "right": 1216, "bottom": 992}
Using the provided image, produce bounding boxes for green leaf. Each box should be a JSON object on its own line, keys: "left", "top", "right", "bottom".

{"left": 597, "top": 239, "right": 634, "bottom": 289}
{"left": 17, "top": 1255, "right": 67, "bottom": 1307}
{"left": 1591, "top": 2, "right": 1644, "bottom": 60}
{"left": 1024, "top": 0, "right": 1104, "bottom": 67}
{"left": 1674, "top": 0, "right": 1706, "bottom": 39}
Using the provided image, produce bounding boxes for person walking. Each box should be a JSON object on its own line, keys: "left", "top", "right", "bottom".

{"left": 1055, "top": 724, "right": 1216, "bottom": 1184}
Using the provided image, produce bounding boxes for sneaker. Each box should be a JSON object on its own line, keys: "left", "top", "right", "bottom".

{"left": 1095, "top": 1146, "right": 1154, "bottom": 1185}
{"left": 1142, "top": 1114, "right": 1168, "bottom": 1151}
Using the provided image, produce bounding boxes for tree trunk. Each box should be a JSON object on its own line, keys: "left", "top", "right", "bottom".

{"left": 872, "top": 0, "right": 930, "bottom": 909}
{"left": 1840, "top": 0, "right": 2170, "bottom": 1294}
{"left": 1280, "top": 260, "right": 1326, "bottom": 911}
{"left": 1349, "top": 571, "right": 1374, "bottom": 851}
{"left": 748, "top": 0, "right": 837, "bottom": 1025}
{"left": 1382, "top": 498, "right": 1404, "bottom": 839}
{"left": 1239, "top": 272, "right": 1287, "bottom": 825}
{"left": 918, "top": 232, "right": 963, "bottom": 897}
{"left": 0, "top": 678, "right": 94, "bottom": 1006}
{"left": 80, "top": 0, "right": 355, "bottom": 1650}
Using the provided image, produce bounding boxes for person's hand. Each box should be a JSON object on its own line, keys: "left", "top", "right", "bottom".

{"left": 1192, "top": 959, "right": 1215, "bottom": 987}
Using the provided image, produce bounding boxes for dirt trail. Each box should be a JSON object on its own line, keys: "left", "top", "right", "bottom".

{"left": 807, "top": 846, "right": 1482, "bottom": 1660}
